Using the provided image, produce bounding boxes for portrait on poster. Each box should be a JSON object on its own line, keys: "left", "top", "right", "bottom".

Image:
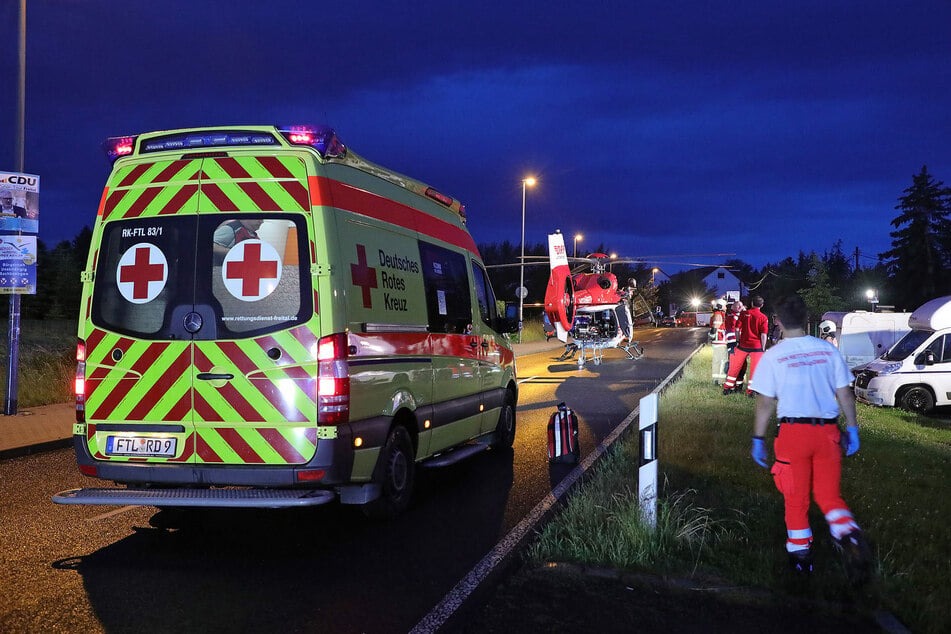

{"left": 0, "top": 172, "right": 40, "bottom": 235}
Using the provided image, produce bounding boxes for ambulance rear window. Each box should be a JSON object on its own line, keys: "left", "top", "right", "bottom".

{"left": 91, "top": 214, "right": 311, "bottom": 340}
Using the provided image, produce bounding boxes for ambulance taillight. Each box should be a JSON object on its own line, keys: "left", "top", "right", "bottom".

{"left": 317, "top": 333, "right": 350, "bottom": 424}
{"left": 75, "top": 339, "right": 86, "bottom": 423}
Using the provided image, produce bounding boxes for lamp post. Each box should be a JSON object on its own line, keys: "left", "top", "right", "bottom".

{"left": 866, "top": 289, "right": 879, "bottom": 312}
{"left": 651, "top": 267, "right": 658, "bottom": 286}
{"left": 6, "top": 0, "right": 26, "bottom": 415}
{"left": 518, "top": 176, "right": 536, "bottom": 341}
{"left": 573, "top": 233, "right": 583, "bottom": 258}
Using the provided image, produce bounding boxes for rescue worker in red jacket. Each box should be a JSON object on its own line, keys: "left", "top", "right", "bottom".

{"left": 751, "top": 295, "right": 871, "bottom": 577}
{"left": 723, "top": 295, "right": 768, "bottom": 396}
{"left": 709, "top": 299, "right": 729, "bottom": 385}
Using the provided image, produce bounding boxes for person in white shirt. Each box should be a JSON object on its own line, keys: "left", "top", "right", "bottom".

{"left": 751, "top": 295, "right": 871, "bottom": 579}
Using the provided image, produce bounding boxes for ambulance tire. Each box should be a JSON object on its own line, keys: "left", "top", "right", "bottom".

{"left": 492, "top": 391, "right": 517, "bottom": 449}
{"left": 363, "top": 424, "right": 415, "bottom": 519}
{"left": 899, "top": 386, "right": 934, "bottom": 414}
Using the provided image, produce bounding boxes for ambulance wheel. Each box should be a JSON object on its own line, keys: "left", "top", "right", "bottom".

{"left": 899, "top": 386, "right": 934, "bottom": 414}
{"left": 363, "top": 425, "right": 415, "bottom": 519}
{"left": 492, "top": 391, "right": 517, "bottom": 448}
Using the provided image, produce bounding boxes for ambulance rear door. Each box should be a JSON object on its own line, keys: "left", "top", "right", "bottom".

{"left": 85, "top": 153, "right": 318, "bottom": 468}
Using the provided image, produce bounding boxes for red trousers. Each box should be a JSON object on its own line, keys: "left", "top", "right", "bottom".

{"left": 723, "top": 348, "right": 762, "bottom": 393}
{"left": 771, "top": 424, "right": 858, "bottom": 551}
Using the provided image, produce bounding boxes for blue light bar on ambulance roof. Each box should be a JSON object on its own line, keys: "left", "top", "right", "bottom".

{"left": 139, "top": 130, "right": 278, "bottom": 155}
{"left": 102, "top": 136, "right": 137, "bottom": 162}
{"left": 278, "top": 125, "right": 347, "bottom": 158}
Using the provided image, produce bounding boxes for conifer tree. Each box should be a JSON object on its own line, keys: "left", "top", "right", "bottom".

{"left": 880, "top": 166, "right": 951, "bottom": 309}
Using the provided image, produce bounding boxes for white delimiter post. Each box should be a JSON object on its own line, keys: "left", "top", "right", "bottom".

{"left": 638, "top": 392, "right": 659, "bottom": 528}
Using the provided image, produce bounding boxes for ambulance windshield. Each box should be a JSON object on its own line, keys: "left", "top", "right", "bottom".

{"left": 91, "top": 214, "right": 310, "bottom": 340}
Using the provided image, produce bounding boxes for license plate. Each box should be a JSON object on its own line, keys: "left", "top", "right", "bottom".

{"left": 106, "top": 435, "right": 177, "bottom": 457}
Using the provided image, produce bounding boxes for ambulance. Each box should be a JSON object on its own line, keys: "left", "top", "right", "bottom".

{"left": 53, "top": 125, "right": 519, "bottom": 517}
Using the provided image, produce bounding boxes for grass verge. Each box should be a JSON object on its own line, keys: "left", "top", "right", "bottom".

{"left": 527, "top": 345, "right": 950, "bottom": 633}
{"left": 0, "top": 319, "right": 76, "bottom": 407}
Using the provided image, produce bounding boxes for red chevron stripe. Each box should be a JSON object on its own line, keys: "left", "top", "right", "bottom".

{"left": 126, "top": 348, "right": 192, "bottom": 420}
{"left": 168, "top": 432, "right": 194, "bottom": 462}
{"left": 290, "top": 324, "right": 319, "bottom": 352}
{"left": 216, "top": 428, "right": 265, "bottom": 463}
{"left": 201, "top": 182, "right": 240, "bottom": 211}
{"left": 151, "top": 160, "right": 191, "bottom": 183}
{"left": 278, "top": 179, "right": 309, "bottom": 209}
{"left": 118, "top": 163, "right": 153, "bottom": 188}
{"left": 254, "top": 335, "right": 293, "bottom": 365}
{"left": 102, "top": 189, "right": 129, "bottom": 220}
{"left": 164, "top": 393, "right": 192, "bottom": 422}
{"left": 237, "top": 181, "right": 280, "bottom": 210}
{"left": 216, "top": 341, "right": 307, "bottom": 421}
{"left": 124, "top": 186, "right": 164, "bottom": 218}
{"left": 215, "top": 380, "right": 268, "bottom": 422}
{"left": 191, "top": 347, "right": 265, "bottom": 423}
{"left": 193, "top": 391, "right": 225, "bottom": 422}
{"left": 84, "top": 328, "right": 108, "bottom": 357}
{"left": 257, "top": 156, "right": 295, "bottom": 179}
{"left": 256, "top": 427, "right": 307, "bottom": 463}
{"left": 90, "top": 342, "right": 170, "bottom": 420}
{"left": 195, "top": 432, "right": 223, "bottom": 462}
{"left": 214, "top": 157, "right": 251, "bottom": 179}
{"left": 158, "top": 183, "right": 199, "bottom": 215}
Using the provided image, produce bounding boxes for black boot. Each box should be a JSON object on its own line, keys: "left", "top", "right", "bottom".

{"left": 788, "top": 546, "right": 813, "bottom": 575}
{"left": 834, "top": 529, "right": 873, "bottom": 584}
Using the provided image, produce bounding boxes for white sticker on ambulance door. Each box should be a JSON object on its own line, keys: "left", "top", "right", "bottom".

{"left": 222, "top": 239, "right": 283, "bottom": 302}
{"left": 116, "top": 243, "right": 168, "bottom": 304}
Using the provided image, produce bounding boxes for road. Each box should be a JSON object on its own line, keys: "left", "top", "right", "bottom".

{"left": 0, "top": 327, "right": 705, "bottom": 633}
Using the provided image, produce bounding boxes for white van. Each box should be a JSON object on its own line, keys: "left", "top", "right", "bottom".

{"left": 821, "top": 310, "right": 912, "bottom": 369}
{"left": 854, "top": 296, "right": 951, "bottom": 413}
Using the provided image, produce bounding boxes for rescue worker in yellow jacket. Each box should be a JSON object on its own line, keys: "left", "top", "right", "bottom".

{"left": 709, "top": 298, "right": 728, "bottom": 385}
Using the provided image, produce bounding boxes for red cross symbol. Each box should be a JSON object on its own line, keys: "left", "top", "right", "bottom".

{"left": 225, "top": 242, "right": 279, "bottom": 297}
{"left": 350, "top": 244, "right": 377, "bottom": 308}
{"left": 119, "top": 245, "right": 166, "bottom": 300}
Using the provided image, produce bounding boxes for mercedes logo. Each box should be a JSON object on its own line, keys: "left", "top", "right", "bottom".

{"left": 183, "top": 311, "right": 203, "bottom": 333}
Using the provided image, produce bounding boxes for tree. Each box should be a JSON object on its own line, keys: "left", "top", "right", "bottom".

{"left": 797, "top": 254, "right": 845, "bottom": 321}
{"left": 880, "top": 166, "right": 951, "bottom": 309}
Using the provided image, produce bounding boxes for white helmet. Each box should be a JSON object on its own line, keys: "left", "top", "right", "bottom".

{"left": 716, "top": 299, "right": 727, "bottom": 310}
{"left": 819, "top": 320, "right": 836, "bottom": 336}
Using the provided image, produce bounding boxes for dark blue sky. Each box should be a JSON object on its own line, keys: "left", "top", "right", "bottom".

{"left": 2, "top": 1, "right": 949, "bottom": 271}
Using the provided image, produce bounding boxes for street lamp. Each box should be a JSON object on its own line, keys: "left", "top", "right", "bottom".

{"left": 866, "top": 289, "right": 879, "bottom": 312}
{"left": 518, "top": 176, "right": 536, "bottom": 341}
{"left": 651, "top": 267, "right": 658, "bottom": 286}
{"left": 6, "top": 0, "right": 27, "bottom": 415}
{"left": 573, "top": 233, "right": 583, "bottom": 258}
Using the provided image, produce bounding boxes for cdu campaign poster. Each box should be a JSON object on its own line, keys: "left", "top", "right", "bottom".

{"left": 0, "top": 172, "right": 40, "bottom": 235}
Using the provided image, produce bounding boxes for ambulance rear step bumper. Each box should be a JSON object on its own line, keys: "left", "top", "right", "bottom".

{"left": 52, "top": 487, "right": 335, "bottom": 508}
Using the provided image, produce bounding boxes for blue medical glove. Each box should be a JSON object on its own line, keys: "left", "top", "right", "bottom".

{"left": 843, "top": 426, "right": 860, "bottom": 456}
{"left": 751, "top": 436, "right": 768, "bottom": 468}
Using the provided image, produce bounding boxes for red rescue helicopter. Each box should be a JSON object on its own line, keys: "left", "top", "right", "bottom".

{"left": 543, "top": 232, "right": 650, "bottom": 368}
